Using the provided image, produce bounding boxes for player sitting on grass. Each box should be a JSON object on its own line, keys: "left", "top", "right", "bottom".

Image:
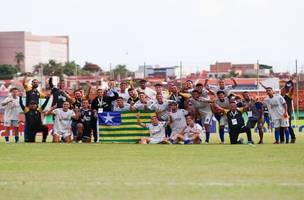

{"left": 167, "top": 101, "right": 188, "bottom": 143}
{"left": 1, "top": 88, "right": 20, "bottom": 143}
{"left": 172, "top": 115, "right": 203, "bottom": 144}
{"left": 137, "top": 114, "right": 170, "bottom": 144}
{"left": 46, "top": 101, "right": 79, "bottom": 143}
{"left": 19, "top": 92, "right": 50, "bottom": 143}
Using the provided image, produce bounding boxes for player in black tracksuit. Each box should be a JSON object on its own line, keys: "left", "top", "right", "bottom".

{"left": 225, "top": 101, "right": 253, "bottom": 144}
{"left": 90, "top": 88, "right": 118, "bottom": 142}
{"left": 48, "top": 77, "right": 71, "bottom": 108}
{"left": 19, "top": 94, "right": 50, "bottom": 143}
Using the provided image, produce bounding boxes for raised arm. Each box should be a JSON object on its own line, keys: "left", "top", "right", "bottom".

{"left": 85, "top": 81, "right": 92, "bottom": 100}
{"left": 1, "top": 97, "right": 13, "bottom": 107}
{"left": 231, "top": 78, "right": 237, "bottom": 88}
{"left": 19, "top": 95, "right": 25, "bottom": 111}
{"left": 259, "top": 82, "right": 267, "bottom": 90}
{"left": 40, "top": 96, "right": 50, "bottom": 111}
{"left": 22, "top": 74, "right": 30, "bottom": 91}
{"left": 49, "top": 77, "right": 54, "bottom": 89}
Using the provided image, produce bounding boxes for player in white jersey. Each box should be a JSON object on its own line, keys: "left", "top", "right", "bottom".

{"left": 133, "top": 92, "right": 154, "bottom": 111}
{"left": 137, "top": 79, "right": 156, "bottom": 100}
{"left": 1, "top": 88, "right": 20, "bottom": 143}
{"left": 149, "top": 94, "right": 172, "bottom": 120}
{"left": 137, "top": 114, "right": 170, "bottom": 144}
{"left": 213, "top": 91, "right": 230, "bottom": 144}
{"left": 168, "top": 101, "right": 188, "bottom": 143}
{"left": 205, "top": 78, "right": 237, "bottom": 97}
{"left": 263, "top": 87, "right": 290, "bottom": 144}
{"left": 113, "top": 97, "right": 131, "bottom": 112}
{"left": 188, "top": 90, "right": 213, "bottom": 143}
{"left": 117, "top": 81, "right": 130, "bottom": 102}
{"left": 47, "top": 101, "right": 78, "bottom": 143}
{"left": 173, "top": 115, "right": 204, "bottom": 144}
{"left": 154, "top": 83, "right": 169, "bottom": 99}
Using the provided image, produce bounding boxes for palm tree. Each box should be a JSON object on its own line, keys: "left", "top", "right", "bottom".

{"left": 15, "top": 52, "right": 25, "bottom": 71}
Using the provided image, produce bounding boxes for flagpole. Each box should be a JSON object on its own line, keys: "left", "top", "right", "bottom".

{"left": 144, "top": 62, "right": 146, "bottom": 79}
{"left": 180, "top": 61, "right": 183, "bottom": 90}
{"left": 257, "top": 60, "right": 260, "bottom": 98}
{"left": 296, "top": 59, "right": 299, "bottom": 121}
{"left": 109, "top": 62, "right": 112, "bottom": 80}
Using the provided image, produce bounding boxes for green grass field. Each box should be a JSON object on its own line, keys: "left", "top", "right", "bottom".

{"left": 0, "top": 133, "right": 304, "bottom": 200}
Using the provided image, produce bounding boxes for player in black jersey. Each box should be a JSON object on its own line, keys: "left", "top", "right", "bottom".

{"left": 77, "top": 99, "right": 96, "bottom": 143}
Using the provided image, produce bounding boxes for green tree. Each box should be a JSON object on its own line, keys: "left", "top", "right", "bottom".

{"left": 229, "top": 70, "right": 239, "bottom": 78}
{"left": 34, "top": 60, "right": 82, "bottom": 77}
{"left": 113, "top": 65, "right": 129, "bottom": 80}
{"left": 83, "top": 62, "right": 102, "bottom": 73}
{"left": 63, "top": 61, "right": 81, "bottom": 76}
{"left": 0, "top": 65, "right": 18, "bottom": 80}
{"left": 15, "top": 52, "right": 24, "bottom": 71}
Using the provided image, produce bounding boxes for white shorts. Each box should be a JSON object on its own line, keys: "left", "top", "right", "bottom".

{"left": 273, "top": 118, "right": 289, "bottom": 128}
{"left": 53, "top": 131, "right": 72, "bottom": 138}
{"left": 149, "top": 138, "right": 163, "bottom": 144}
{"left": 219, "top": 115, "right": 227, "bottom": 126}
{"left": 4, "top": 120, "right": 19, "bottom": 127}
{"left": 201, "top": 112, "right": 213, "bottom": 125}
{"left": 185, "top": 133, "right": 204, "bottom": 143}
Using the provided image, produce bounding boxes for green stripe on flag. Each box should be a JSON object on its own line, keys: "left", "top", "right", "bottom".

{"left": 99, "top": 111, "right": 155, "bottom": 143}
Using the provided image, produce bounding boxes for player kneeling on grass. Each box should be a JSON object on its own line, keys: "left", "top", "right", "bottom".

{"left": 77, "top": 99, "right": 96, "bottom": 143}
{"left": 173, "top": 115, "right": 203, "bottom": 144}
{"left": 137, "top": 114, "right": 170, "bottom": 144}
{"left": 1, "top": 88, "right": 20, "bottom": 143}
{"left": 47, "top": 101, "right": 78, "bottom": 143}
{"left": 218, "top": 100, "right": 253, "bottom": 144}
{"left": 19, "top": 93, "right": 50, "bottom": 143}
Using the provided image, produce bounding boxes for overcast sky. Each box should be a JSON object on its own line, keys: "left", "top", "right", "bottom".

{"left": 1, "top": 0, "right": 303, "bottom": 73}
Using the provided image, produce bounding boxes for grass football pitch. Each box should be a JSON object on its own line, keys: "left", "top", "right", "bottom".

{"left": 0, "top": 133, "right": 304, "bottom": 200}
